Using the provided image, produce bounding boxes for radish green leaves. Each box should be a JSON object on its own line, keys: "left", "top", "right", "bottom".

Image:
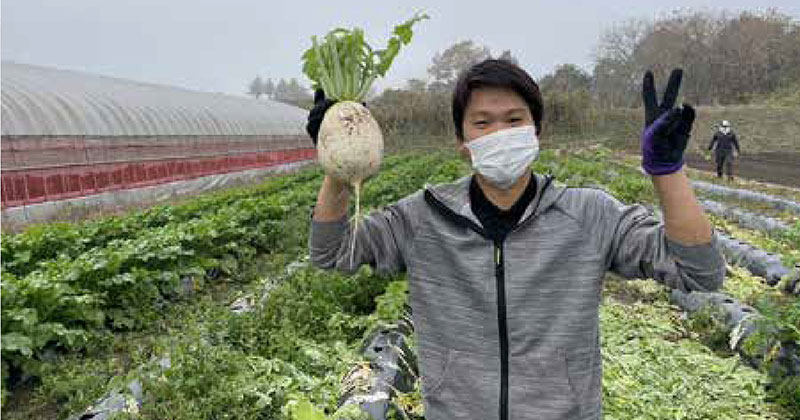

{"left": 301, "top": 12, "right": 428, "bottom": 102}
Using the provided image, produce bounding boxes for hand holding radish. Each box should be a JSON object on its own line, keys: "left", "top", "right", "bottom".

{"left": 306, "top": 89, "right": 367, "bottom": 147}
{"left": 303, "top": 12, "right": 427, "bottom": 263}
{"left": 306, "top": 90, "right": 338, "bottom": 147}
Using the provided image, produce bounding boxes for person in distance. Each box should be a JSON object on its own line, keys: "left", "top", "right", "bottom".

{"left": 708, "top": 120, "right": 741, "bottom": 181}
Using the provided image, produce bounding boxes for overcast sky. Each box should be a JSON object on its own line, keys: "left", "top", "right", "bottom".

{"left": 3, "top": 0, "right": 799, "bottom": 97}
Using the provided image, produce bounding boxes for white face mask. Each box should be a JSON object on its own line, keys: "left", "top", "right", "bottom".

{"left": 466, "top": 125, "right": 539, "bottom": 190}
{"left": 721, "top": 126, "right": 731, "bottom": 135}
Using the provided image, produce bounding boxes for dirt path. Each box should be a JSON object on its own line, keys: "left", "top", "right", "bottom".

{"left": 685, "top": 152, "right": 800, "bottom": 189}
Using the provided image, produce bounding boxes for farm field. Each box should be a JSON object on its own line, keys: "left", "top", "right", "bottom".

{"left": 685, "top": 152, "right": 800, "bottom": 190}
{"left": 2, "top": 147, "right": 799, "bottom": 419}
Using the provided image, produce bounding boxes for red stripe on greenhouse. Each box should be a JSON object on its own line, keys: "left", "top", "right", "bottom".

{"left": 1, "top": 148, "right": 317, "bottom": 209}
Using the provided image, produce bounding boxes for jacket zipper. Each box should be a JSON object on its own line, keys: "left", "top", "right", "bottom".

{"left": 495, "top": 175, "right": 551, "bottom": 420}
{"left": 495, "top": 240, "right": 509, "bottom": 420}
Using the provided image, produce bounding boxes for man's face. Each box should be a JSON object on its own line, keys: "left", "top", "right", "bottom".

{"left": 457, "top": 86, "right": 534, "bottom": 160}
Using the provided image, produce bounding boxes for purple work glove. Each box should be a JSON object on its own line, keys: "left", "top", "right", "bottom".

{"left": 641, "top": 69, "right": 695, "bottom": 176}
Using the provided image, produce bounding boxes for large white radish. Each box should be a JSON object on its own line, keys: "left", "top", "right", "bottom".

{"left": 317, "top": 101, "right": 383, "bottom": 185}
{"left": 317, "top": 101, "right": 383, "bottom": 265}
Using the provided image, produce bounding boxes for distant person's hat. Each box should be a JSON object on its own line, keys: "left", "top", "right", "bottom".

{"left": 721, "top": 120, "right": 731, "bottom": 127}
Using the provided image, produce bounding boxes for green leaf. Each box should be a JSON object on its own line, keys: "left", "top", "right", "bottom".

{"left": 300, "top": 12, "right": 428, "bottom": 101}
{"left": 5, "top": 308, "right": 38, "bottom": 328}
{"left": 1, "top": 332, "right": 34, "bottom": 356}
{"left": 392, "top": 12, "right": 429, "bottom": 44}
{"left": 289, "top": 397, "right": 329, "bottom": 420}
{"left": 16, "top": 250, "right": 32, "bottom": 264}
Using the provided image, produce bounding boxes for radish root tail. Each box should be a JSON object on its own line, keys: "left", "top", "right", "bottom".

{"left": 349, "top": 179, "right": 362, "bottom": 268}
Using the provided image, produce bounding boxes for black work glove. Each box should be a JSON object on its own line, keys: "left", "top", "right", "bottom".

{"left": 306, "top": 89, "right": 337, "bottom": 146}
{"left": 641, "top": 68, "right": 696, "bottom": 176}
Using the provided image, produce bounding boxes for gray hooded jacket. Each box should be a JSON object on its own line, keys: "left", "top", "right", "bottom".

{"left": 310, "top": 173, "right": 725, "bottom": 420}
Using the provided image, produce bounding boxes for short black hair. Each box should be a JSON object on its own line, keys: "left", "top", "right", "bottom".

{"left": 452, "top": 59, "right": 543, "bottom": 141}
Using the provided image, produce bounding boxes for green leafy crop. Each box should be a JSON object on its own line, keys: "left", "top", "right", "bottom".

{"left": 301, "top": 12, "right": 428, "bottom": 102}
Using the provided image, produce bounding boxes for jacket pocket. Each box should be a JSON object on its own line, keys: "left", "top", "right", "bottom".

{"left": 565, "top": 347, "right": 603, "bottom": 418}
{"left": 422, "top": 348, "right": 496, "bottom": 420}
{"left": 511, "top": 348, "right": 580, "bottom": 419}
{"left": 421, "top": 347, "right": 454, "bottom": 397}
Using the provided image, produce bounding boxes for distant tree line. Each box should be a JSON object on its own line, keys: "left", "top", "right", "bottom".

{"left": 247, "top": 76, "right": 312, "bottom": 109}
{"left": 247, "top": 9, "right": 798, "bottom": 141}
{"left": 594, "top": 9, "right": 800, "bottom": 107}
{"left": 369, "top": 9, "right": 800, "bottom": 141}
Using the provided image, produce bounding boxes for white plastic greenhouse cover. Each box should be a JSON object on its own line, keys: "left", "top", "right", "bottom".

{"left": 1, "top": 61, "right": 307, "bottom": 136}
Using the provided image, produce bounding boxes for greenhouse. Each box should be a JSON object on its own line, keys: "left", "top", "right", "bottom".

{"left": 1, "top": 61, "right": 313, "bottom": 224}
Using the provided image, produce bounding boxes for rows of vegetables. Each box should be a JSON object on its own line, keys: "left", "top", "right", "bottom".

{"left": 538, "top": 149, "right": 800, "bottom": 416}
{"left": 3, "top": 147, "right": 798, "bottom": 419}
{"left": 0, "top": 153, "right": 459, "bottom": 418}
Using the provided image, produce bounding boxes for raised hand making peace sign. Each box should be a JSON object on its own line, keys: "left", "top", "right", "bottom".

{"left": 641, "top": 68, "right": 696, "bottom": 176}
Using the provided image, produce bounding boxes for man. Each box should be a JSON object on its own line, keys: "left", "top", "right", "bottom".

{"left": 307, "top": 60, "right": 724, "bottom": 420}
{"left": 708, "top": 120, "right": 741, "bottom": 181}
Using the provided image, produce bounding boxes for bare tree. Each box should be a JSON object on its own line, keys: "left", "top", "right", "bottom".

{"left": 406, "top": 78, "right": 428, "bottom": 93}
{"left": 427, "top": 40, "right": 491, "bottom": 89}
{"left": 272, "top": 78, "right": 313, "bottom": 109}
{"left": 263, "top": 78, "right": 275, "bottom": 99}
{"left": 274, "top": 79, "right": 289, "bottom": 101}
{"left": 248, "top": 76, "right": 264, "bottom": 99}
{"left": 540, "top": 64, "right": 593, "bottom": 94}
{"left": 592, "top": 18, "right": 649, "bottom": 107}
{"left": 593, "top": 10, "right": 800, "bottom": 107}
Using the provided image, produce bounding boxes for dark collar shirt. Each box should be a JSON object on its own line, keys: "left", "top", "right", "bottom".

{"left": 469, "top": 173, "right": 538, "bottom": 243}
